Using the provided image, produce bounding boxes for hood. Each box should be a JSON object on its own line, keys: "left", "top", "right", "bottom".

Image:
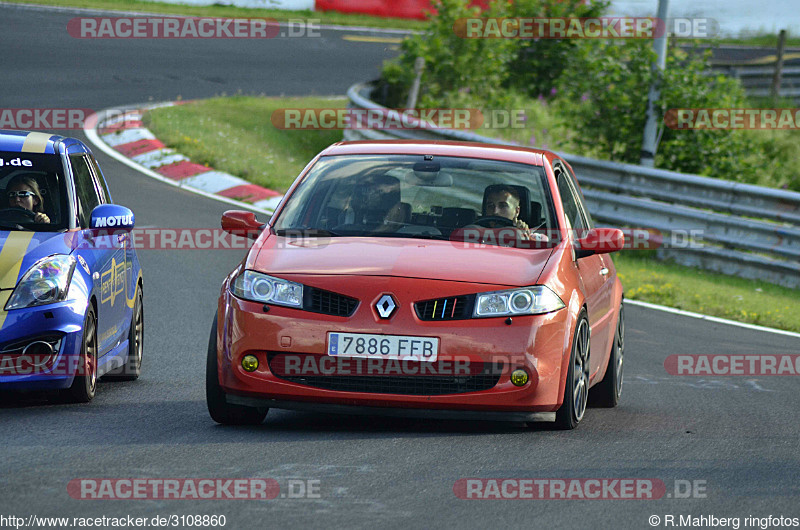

{"left": 0, "top": 231, "right": 73, "bottom": 289}
{"left": 253, "top": 235, "right": 553, "bottom": 286}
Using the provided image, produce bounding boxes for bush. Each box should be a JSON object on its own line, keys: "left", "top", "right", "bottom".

{"left": 557, "top": 40, "right": 762, "bottom": 182}
{"left": 501, "top": 0, "right": 608, "bottom": 98}
{"left": 379, "top": 0, "right": 515, "bottom": 109}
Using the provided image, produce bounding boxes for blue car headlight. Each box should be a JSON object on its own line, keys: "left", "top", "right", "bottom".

{"left": 232, "top": 270, "right": 303, "bottom": 309}
{"left": 473, "top": 285, "right": 565, "bottom": 318}
{"left": 5, "top": 255, "right": 77, "bottom": 310}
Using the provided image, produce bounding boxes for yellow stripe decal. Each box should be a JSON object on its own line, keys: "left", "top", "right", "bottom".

{"left": 21, "top": 132, "right": 51, "bottom": 153}
{"left": 0, "top": 232, "right": 36, "bottom": 329}
{"left": 342, "top": 35, "right": 404, "bottom": 44}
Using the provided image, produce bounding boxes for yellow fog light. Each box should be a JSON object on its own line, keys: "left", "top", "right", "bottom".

{"left": 510, "top": 369, "right": 529, "bottom": 387}
{"left": 242, "top": 355, "right": 259, "bottom": 372}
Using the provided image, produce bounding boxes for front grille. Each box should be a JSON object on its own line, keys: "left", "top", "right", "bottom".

{"left": 268, "top": 353, "right": 502, "bottom": 395}
{"left": 304, "top": 287, "right": 359, "bottom": 317}
{"left": 415, "top": 295, "right": 474, "bottom": 321}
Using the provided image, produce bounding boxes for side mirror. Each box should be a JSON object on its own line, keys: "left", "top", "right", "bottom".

{"left": 90, "top": 204, "right": 134, "bottom": 231}
{"left": 575, "top": 227, "right": 624, "bottom": 259}
{"left": 221, "top": 210, "right": 264, "bottom": 240}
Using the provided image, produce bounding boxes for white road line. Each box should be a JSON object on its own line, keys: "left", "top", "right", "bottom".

{"left": 180, "top": 171, "right": 249, "bottom": 193}
{"left": 624, "top": 299, "right": 800, "bottom": 339}
{"left": 102, "top": 128, "right": 155, "bottom": 147}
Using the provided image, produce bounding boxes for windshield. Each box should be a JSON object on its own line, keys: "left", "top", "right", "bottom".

{"left": 273, "top": 154, "right": 556, "bottom": 245}
{"left": 0, "top": 151, "right": 69, "bottom": 231}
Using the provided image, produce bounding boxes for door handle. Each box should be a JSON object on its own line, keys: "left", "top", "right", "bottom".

{"left": 599, "top": 267, "right": 609, "bottom": 276}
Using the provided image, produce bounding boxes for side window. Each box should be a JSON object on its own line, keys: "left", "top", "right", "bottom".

{"left": 88, "top": 155, "right": 110, "bottom": 204}
{"left": 556, "top": 169, "right": 586, "bottom": 235}
{"left": 70, "top": 154, "right": 101, "bottom": 228}
{"left": 563, "top": 165, "right": 594, "bottom": 229}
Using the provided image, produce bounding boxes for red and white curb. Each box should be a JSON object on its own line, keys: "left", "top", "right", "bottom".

{"left": 85, "top": 104, "right": 283, "bottom": 214}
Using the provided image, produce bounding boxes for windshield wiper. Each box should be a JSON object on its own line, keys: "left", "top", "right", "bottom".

{"left": 275, "top": 227, "right": 341, "bottom": 237}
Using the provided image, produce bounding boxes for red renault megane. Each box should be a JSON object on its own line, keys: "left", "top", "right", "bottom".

{"left": 207, "top": 141, "right": 624, "bottom": 429}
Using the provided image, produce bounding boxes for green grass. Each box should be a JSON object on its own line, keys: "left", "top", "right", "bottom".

{"left": 145, "top": 95, "right": 800, "bottom": 332}
{"left": 614, "top": 250, "right": 800, "bottom": 332}
{"left": 144, "top": 96, "right": 346, "bottom": 192}
{"left": 7, "top": 0, "right": 427, "bottom": 29}
{"left": 712, "top": 35, "right": 800, "bottom": 48}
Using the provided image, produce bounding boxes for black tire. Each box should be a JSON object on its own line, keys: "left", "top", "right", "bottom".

{"left": 104, "top": 286, "right": 143, "bottom": 381}
{"left": 589, "top": 305, "right": 624, "bottom": 408}
{"left": 206, "top": 312, "right": 268, "bottom": 425}
{"left": 62, "top": 306, "right": 98, "bottom": 403}
{"left": 554, "top": 310, "right": 590, "bottom": 430}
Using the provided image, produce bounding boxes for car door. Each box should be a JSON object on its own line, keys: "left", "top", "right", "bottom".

{"left": 70, "top": 151, "right": 126, "bottom": 356}
{"left": 555, "top": 163, "right": 613, "bottom": 379}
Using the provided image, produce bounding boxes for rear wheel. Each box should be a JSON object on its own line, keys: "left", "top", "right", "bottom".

{"left": 590, "top": 305, "right": 624, "bottom": 408}
{"left": 206, "top": 313, "right": 268, "bottom": 425}
{"left": 104, "top": 286, "right": 143, "bottom": 381}
{"left": 554, "top": 311, "right": 590, "bottom": 430}
{"left": 62, "top": 306, "right": 98, "bottom": 403}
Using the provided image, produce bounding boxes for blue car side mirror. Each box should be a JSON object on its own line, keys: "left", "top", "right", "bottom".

{"left": 90, "top": 204, "right": 135, "bottom": 231}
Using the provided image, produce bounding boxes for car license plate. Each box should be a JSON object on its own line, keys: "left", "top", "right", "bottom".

{"left": 327, "top": 332, "right": 438, "bottom": 362}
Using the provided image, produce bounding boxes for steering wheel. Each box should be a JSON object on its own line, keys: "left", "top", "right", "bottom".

{"left": 0, "top": 207, "right": 38, "bottom": 224}
{"left": 472, "top": 216, "right": 515, "bottom": 228}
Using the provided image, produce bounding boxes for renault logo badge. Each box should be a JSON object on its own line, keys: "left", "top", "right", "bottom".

{"left": 375, "top": 294, "right": 397, "bottom": 319}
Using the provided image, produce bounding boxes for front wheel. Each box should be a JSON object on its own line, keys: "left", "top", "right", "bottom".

{"left": 554, "top": 310, "right": 590, "bottom": 430}
{"left": 589, "top": 305, "right": 624, "bottom": 408}
{"left": 62, "top": 306, "right": 98, "bottom": 403}
{"left": 206, "top": 313, "right": 268, "bottom": 425}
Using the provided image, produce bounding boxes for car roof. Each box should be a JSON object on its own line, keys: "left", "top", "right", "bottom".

{"left": 0, "top": 130, "right": 90, "bottom": 156}
{"left": 319, "top": 140, "right": 551, "bottom": 166}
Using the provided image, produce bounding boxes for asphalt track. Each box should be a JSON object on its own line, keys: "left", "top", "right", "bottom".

{"left": 1, "top": 4, "right": 799, "bottom": 529}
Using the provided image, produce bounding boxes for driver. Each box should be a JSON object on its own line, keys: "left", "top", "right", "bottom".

{"left": 484, "top": 185, "right": 529, "bottom": 231}
{"left": 6, "top": 174, "right": 50, "bottom": 223}
{"left": 483, "top": 185, "right": 547, "bottom": 241}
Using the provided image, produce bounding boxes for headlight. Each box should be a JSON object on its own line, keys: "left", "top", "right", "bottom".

{"left": 5, "top": 255, "right": 77, "bottom": 310}
{"left": 473, "top": 285, "right": 565, "bottom": 318}
{"left": 232, "top": 270, "right": 303, "bottom": 309}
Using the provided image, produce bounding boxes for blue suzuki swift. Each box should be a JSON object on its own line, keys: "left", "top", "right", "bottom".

{"left": 0, "top": 130, "right": 143, "bottom": 402}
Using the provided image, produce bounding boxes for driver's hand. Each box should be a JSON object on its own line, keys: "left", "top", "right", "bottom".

{"left": 34, "top": 212, "right": 50, "bottom": 223}
{"left": 514, "top": 218, "right": 549, "bottom": 242}
{"left": 514, "top": 218, "right": 531, "bottom": 240}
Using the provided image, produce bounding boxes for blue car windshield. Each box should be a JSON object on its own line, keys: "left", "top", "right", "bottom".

{"left": 0, "top": 152, "right": 69, "bottom": 231}
{"left": 273, "top": 154, "right": 556, "bottom": 244}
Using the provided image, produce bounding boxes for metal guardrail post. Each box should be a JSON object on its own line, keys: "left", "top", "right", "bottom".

{"left": 772, "top": 29, "right": 787, "bottom": 99}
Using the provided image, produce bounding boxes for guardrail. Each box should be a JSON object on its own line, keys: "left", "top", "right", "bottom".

{"left": 345, "top": 82, "right": 800, "bottom": 288}
{"left": 712, "top": 64, "right": 800, "bottom": 101}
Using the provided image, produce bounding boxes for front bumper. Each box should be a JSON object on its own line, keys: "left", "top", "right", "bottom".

{"left": 0, "top": 300, "right": 86, "bottom": 391}
{"left": 216, "top": 275, "right": 573, "bottom": 414}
